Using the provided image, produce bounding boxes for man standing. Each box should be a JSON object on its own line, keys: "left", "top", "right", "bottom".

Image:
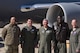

{"left": 38, "top": 19, "right": 56, "bottom": 53}
{"left": 69, "top": 19, "right": 80, "bottom": 53}
{"left": 2, "top": 16, "right": 20, "bottom": 53}
{"left": 53, "top": 16, "right": 69, "bottom": 53}
{"left": 21, "top": 19, "right": 37, "bottom": 53}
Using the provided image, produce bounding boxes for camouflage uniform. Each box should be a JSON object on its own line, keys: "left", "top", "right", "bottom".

{"left": 5, "top": 45, "right": 18, "bottom": 53}
{"left": 2, "top": 23, "right": 20, "bottom": 53}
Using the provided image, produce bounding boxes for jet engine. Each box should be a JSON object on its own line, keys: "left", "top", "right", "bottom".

{"left": 46, "top": 3, "right": 80, "bottom": 28}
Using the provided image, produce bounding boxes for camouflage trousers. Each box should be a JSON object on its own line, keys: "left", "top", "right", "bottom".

{"left": 5, "top": 45, "right": 18, "bottom": 53}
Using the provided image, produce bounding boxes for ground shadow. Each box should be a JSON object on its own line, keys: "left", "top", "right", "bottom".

{"left": 0, "top": 43, "right": 4, "bottom": 48}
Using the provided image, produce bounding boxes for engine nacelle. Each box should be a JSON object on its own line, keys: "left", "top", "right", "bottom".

{"left": 46, "top": 3, "right": 80, "bottom": 28}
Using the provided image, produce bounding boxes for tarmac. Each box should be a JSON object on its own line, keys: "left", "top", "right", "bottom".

{"left": 0, "top": 23, "right": 69, "bottom": 53}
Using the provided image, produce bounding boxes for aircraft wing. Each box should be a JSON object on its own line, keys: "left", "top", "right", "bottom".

{"left": 20, "top": 4, "right": 53, "bottom": 12}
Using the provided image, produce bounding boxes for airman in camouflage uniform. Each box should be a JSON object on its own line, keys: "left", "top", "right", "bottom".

{"left": 2, "top": 16, "right": 20, "bottom": 53}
